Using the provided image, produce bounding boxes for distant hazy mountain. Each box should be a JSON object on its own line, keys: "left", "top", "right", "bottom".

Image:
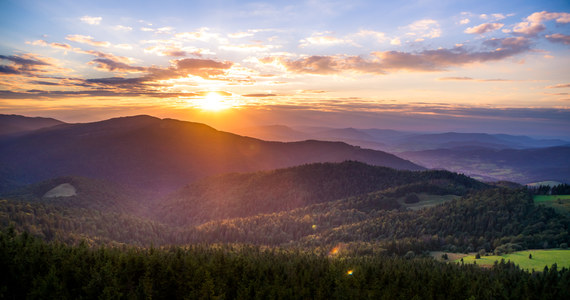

{"left": 400, "top": 146, "right": 570, "bottom": 184}
{"left": 0, "top": 115, "right": 423, "bottom": 194}
{"left": 233, "top": 125, "right": 568, "bottom": 152}
{"left": 0, "top": 114, "right": 64, "bottom": 136}
{"left": 392, "top": 132, "right": 569, "bottom": 151}
{"left": 235, "top": 125, "right": 311, "bottom": 142}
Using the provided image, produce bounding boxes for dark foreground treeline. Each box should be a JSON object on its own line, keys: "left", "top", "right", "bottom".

{"left": 1, "top": 230, "right": 569, "bottom": 300}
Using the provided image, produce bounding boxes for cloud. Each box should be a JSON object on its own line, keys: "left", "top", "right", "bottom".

{"left": 546, "top": 33, "right": 570, "bottom": 45}
{"left": 390, "top": 38, "right": 401, "bottom": 45}
{"left": 375, "top": 37, "right": 530, "bottom": 71}
{"left": 88, "top": 58, "right": 146, "bottom": 73}
{"left": 0, "top": 54, "right": 53, "bottom": 75}
{"left": 460, "top": 19, "right": 470, "bottom": 25}
{"left": 267, "top": 37, "right": 531, "bottom": 75}
{"left": 220, "top": 42, "right": 279, "bottom": 52}
{"left": 438, "top": 77, "right": 511, "bottom": 82}
{"left": 464, "top": 23, "right": 504, "bottom": 34}
{"left": 113, "top": 25, "right": 133, "bottom": 32}
{"left": 355, "top": 30, "right": 387, "bottom": 43}
{"left": 438, "top": 76, "right": 473, "bottom": 81}
{"left": 546, "top": 83, "right": 570, "bottom": 89}
{"left": 405, "top": 19, "right": 441, "bottom": 39}
{"left": 513, "top": 11, "right": 570, "bottom": 36}
{"left": 173, "top": 58, "right": 233, "bottom": 78}
{"left": 176, "top": 28, "right": 228, "bottom": 44}
{"left": 66, "top": 35, "right": 111, "bottom": 47}
{"left": 0, "top": 65, "right": 20, "bottom": 74}
{"left": 242, "top": 93, "right": 277, "bottom": 97}
{"left": 80, "top": 16, "right": 102, "bottom": 25}
{"left": 299, "top": 32, "right": 355, "bottom": 47}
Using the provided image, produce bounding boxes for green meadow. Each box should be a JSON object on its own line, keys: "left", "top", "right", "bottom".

{"left": 456, "top": 249, "right": 570, "bottom": 272}
{"left": 533, "top": 195, "right": 570, "bottom": 215}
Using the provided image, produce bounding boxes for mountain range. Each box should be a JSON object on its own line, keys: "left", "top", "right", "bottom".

{"left": 0, "top": 115, "right": 422, "bottom": 194}
{"left": 234, "top": 124, "right": 570, "bottom": 184}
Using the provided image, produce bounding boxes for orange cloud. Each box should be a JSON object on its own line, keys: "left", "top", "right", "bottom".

{"left": 66, "top": 35, "right": 111, "bottom": 47}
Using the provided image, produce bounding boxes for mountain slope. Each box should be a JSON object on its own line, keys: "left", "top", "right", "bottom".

{"left": 0, "top": 114, "right": 64, "bottom": 136}
{"left": 0, "top": 115, "right": 423, "bottom": 194}
{"left": 155, "top": 161, "right": 485, "bottom": 226}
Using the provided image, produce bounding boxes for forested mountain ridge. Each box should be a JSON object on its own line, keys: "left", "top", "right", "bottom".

{"left": 0, "top": 115, "right": 423, "bottom": 195}
{"left": 1, "top": 161, "right": 567, "bottom": 257}
{"left": 156, "top": 161, "right": 486, "bottom": 226}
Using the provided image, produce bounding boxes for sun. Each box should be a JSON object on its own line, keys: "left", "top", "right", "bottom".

{"left": 199, "top": 92, "right": 230, "bottom": 111}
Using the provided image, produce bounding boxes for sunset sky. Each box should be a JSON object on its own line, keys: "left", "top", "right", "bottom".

{"left": 1, "top": 0, "right": 569, "bottom": 137}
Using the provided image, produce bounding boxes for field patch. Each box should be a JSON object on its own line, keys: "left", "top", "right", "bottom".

{"left": 455, "top": 249, "right": 570, "bottom": 272}
{"left": 533, "top": 195, "right": 570, "bottom": 215}
{"left": 43, "top": 183, "right": 77, "bottom": 198}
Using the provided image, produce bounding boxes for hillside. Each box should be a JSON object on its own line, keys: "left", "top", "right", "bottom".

{"left": 0, "top": 115, "right": 423, "bottom": 194}
{"left": 0, "top": 114, "right": 64, "bottom": 136}
{"left": 155, "top": 161, "right": 485, "bottom": 226}
{"left": 1, "top": 164, "right": 567, "bottom": 255}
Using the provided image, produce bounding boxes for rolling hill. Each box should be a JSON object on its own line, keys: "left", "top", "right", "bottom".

{"left": 0, "top": 114, "right": 64, "bottom": 136}
{"left": 0, "top": 115, "right": 423, "bottom": 194}
{"left": 155, "top": 161, "right": 485, "bottom": 226}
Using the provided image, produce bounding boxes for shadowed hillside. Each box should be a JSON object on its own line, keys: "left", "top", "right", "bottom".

{"left": 0, "top": 115, "right": 423, "bottom": 194}
{"left": 155, "top": 161, "right": 486, "bottom": 226}
{"left": 0, "top": 114, "right": 64, "bottom": 136}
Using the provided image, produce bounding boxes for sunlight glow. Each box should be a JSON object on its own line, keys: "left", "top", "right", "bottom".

{"left": 199, "top": 92, "right": 231, "bottom": 111}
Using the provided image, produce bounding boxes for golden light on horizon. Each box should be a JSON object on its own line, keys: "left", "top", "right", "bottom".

{"left": 199, "top": 92, "right": 232, "bottom": 111}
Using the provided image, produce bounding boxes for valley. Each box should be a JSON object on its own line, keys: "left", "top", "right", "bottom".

{"left": 0, "top": 114, "right": 569, "bottom": 298}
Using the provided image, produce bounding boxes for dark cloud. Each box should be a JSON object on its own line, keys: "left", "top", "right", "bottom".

{"left": 0, "top": 54, "right": 53, "bottom": 74}
{"left": 29, "top": 80, "right": 60, "bottom": 85}
{"left": 89, "top": 58, "right": 146, "bottom": 73}
{"left": 0, "top": 65, "right": 20, "bottom": 74}
{"left": 0, "top": 54, "right": 50, "bottom": 67}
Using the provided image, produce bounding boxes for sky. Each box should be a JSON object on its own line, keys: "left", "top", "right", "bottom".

{"left": 0, "top": 0, "right": 569, "bottom": 137}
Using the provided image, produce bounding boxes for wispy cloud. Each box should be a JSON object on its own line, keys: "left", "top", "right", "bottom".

{"left": 464, "top": 23, "right": 504, "bottom": 34}
{"left": 80, "top": 16, "right": 102, "bottom": 25}
{"left": 546, "top": 83, "right": 570, "bottom": 89}
{"left": 546, "top": 33, "right": 570, "bottom": 45}
{"left": 299, "top": 32, "right": 355, "bottom": 47}
{"left": 66, "top": 35, "right": 111, "bottom": 47}
{"left": 404, "top": 19, "right": 441, "bottom": 39}
{"left": 438, "top": 77, "right": 512, "bottom": 82}
{"left": 113, "top": 25, "right": 132, "bottom": 32}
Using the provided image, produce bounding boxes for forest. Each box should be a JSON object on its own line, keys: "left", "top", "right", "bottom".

{"left": 2, "top": 230, "right": 569, "bottom": 299}
{"left": 1, "top": 161, "right": 569, "bottom": 298}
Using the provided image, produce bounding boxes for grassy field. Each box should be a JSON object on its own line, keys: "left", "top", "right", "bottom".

{"left": 533, "top": 195, "right": 570, "bottom": 215}
{"left": 454, "top": 249, "right": 570, "bottom": 272}
{"left": 527, "top": 181, "right": 563, "bottom": 187}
